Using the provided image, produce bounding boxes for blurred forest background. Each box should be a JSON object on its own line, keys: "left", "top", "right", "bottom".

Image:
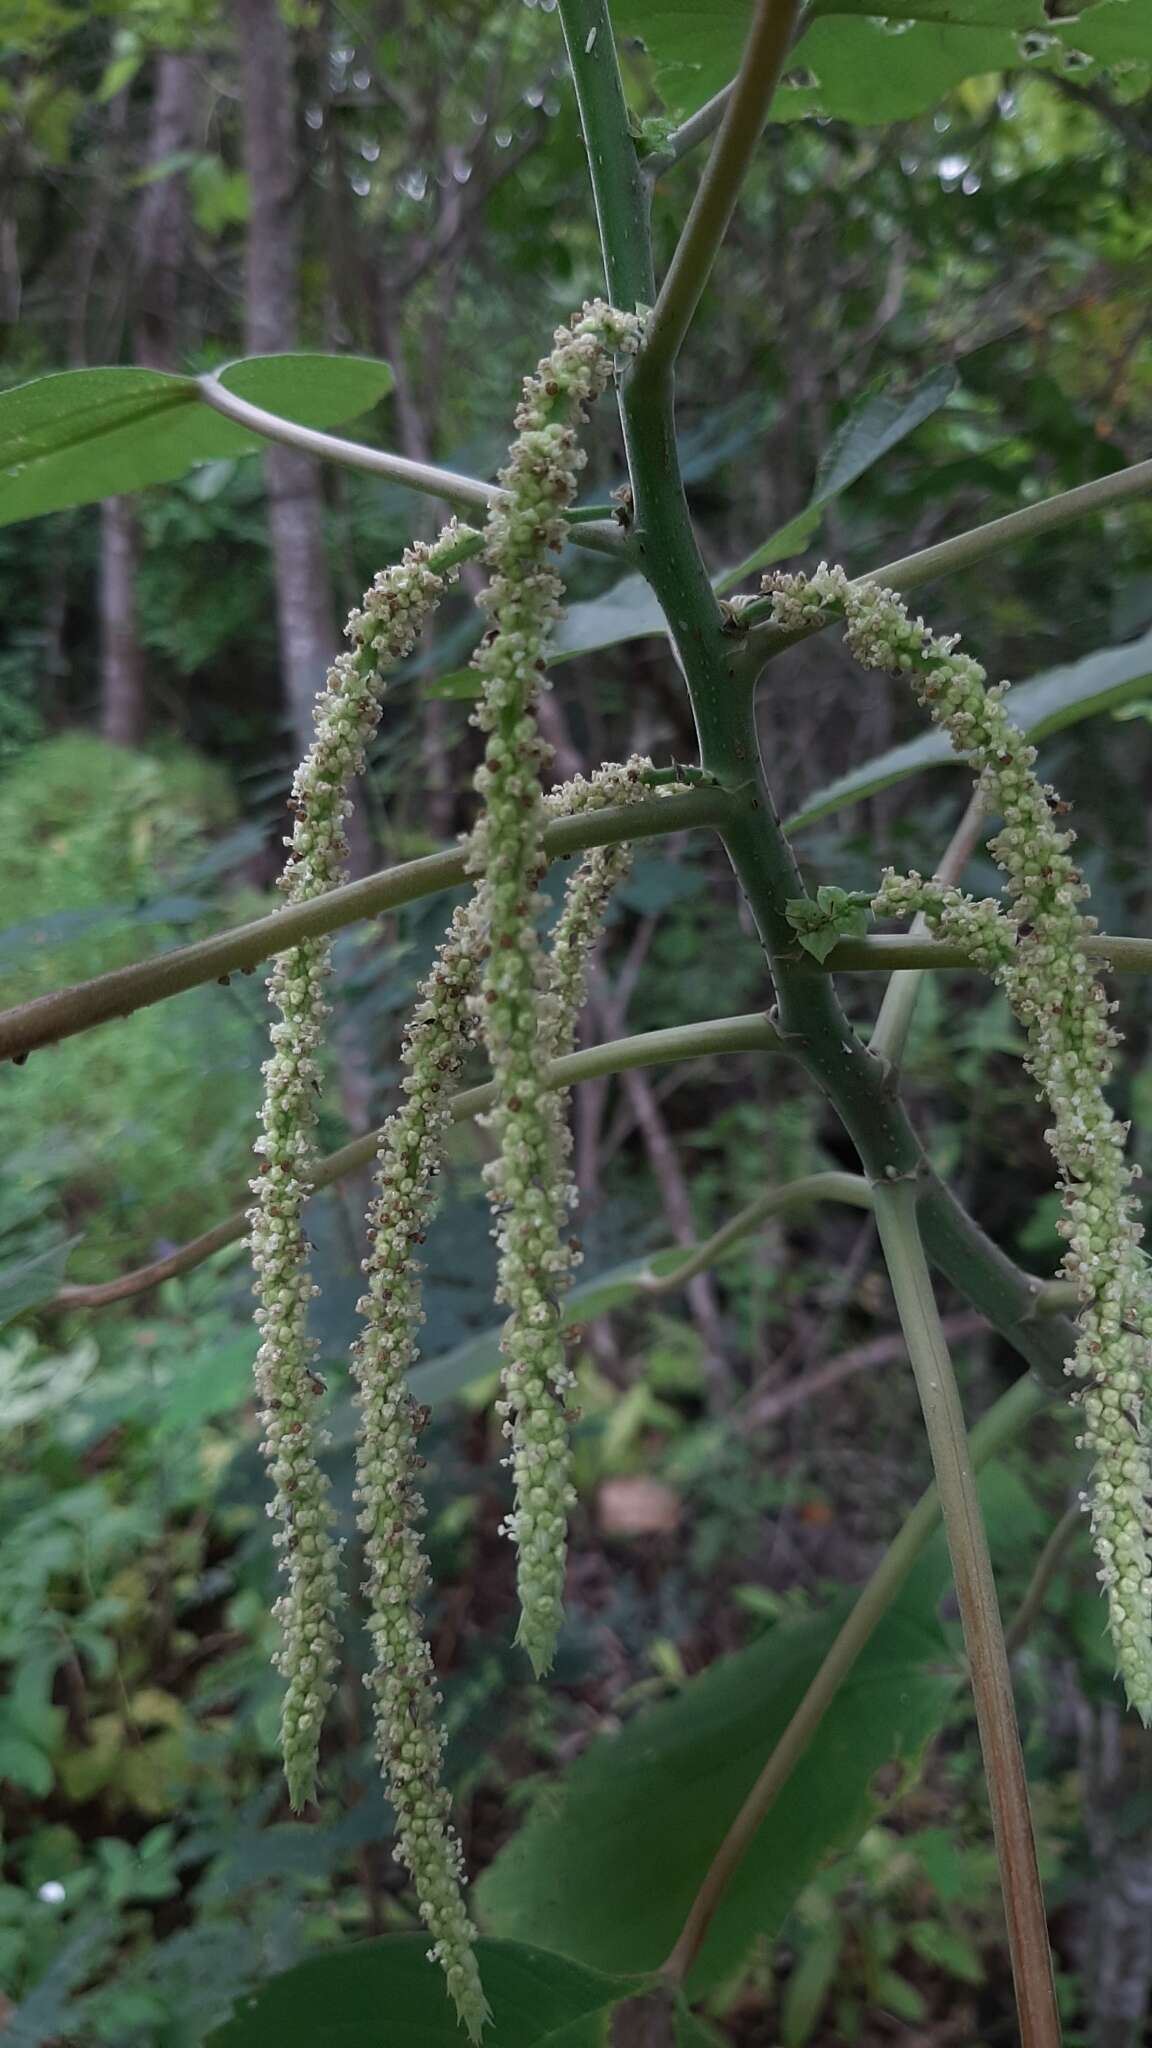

{"left": 3, "top": 2, "right": 1152, "bottom": 2042}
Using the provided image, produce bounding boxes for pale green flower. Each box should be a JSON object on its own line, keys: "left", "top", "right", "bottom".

{"left": 464, "top": 305, "right": 644, "bottom": 1676}
{"left": 251, "top": 524, "right": 475, "bottom": 1808}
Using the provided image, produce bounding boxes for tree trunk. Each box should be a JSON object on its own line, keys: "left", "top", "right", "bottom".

{"left": 99, "top": 52, "right": 198, "bottom": 750}
{"left": 234, "top": 0, "right": 341, "bottom": 767}
{"left": 99, "top": 499, "right": 146, "bottom": 746}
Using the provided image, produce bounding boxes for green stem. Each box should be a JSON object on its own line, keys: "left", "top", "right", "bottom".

{"left": 739, "top": 451, "right": 1152, "bottom": 658}
{"left": 196, "top": 374, "right": 630, "bottom": 559}
{"left": 555, "top": 0, "right": 1079, "bottom": 1403}
{"left": 634, "top": 0, "right": 802, "bottom": 387}
{"left": 52, "top": 1011, "right": 783, "bottom": 1310}
{"left": 639, "top": 1170, "right": 871, "bottom": 1294}
{"left": 1005, "top": 1499, "right": 1083, "bottom": 1658}
{"left": 872, "top": 1179, "right": 1061, "bottom": 2048}
{"left": 642, "top": 83, "right": 738, "bottom": 177}
{"left": 870, "top": 791, "right": 986, "bottom": 1069}
{"left": 659, "top": 1364, "right": 1047, "bottom": 1987}
{"left": 0, "top": 787, "right": 732, "bottom": 1065}
{"left": 816, "top": 932, "right": 1152, "bottom": 973}
{"left": 557, "top": 0, "right": 654, "bottom": 311}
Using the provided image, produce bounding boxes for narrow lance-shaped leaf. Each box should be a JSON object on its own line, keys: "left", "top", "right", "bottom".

{"left": 548, "top": 369, "right": 957, "bottom": 663}
{"left": 786, "top": 621, "right": 1152, "bottom": 833}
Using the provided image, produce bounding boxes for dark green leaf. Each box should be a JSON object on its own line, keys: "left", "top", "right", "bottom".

{"left": 719, "top": 369, "right": 956, "bottom": 591}
{"left": 206, "top": 1936, "right": 640, "bottom": 2048}
{"left": 425, "top": 668, "right": 483, "bottom": 700}
{"left": 786, "top": 623, "right": 1152, "bottom": 833}
{"left": 551, "top": 573, "right": 669, "bottom": 662}
{"left": 0, "top": 353, "right": 393, "bottom": 528}
{"left": 476, "top": 1583, "right": 955, "bottom": 1994}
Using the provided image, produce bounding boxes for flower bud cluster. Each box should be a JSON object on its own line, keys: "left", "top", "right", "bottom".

{"left": 764, "top": 562, "right": 1152, "bottom": 1717}
{"left": 351, "top": 896, "right": 489, "bottom": 2040}
{"left": 464, "top": 304, "right": 643, "bottom": 1675}
{"left": 251, "top": 527, "right": 472, "bottom": 1809}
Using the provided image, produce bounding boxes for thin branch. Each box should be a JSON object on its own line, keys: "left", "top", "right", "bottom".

{"left": 638, "top": 1169, "right": 871, "bottom": 1294}
{"left": 196, "top": 373, "right": 630, "bottom": 558}
{"left": 1005, "top": 1499, "right": 1084, "bottom": 1660}
{"left": 635, "top": 0, "right": 802, "bottom": 386}
{"left": 658, "top": 1364, "right": 1047, "bottom": 1988}
{"left": 872, "top": 1178, "right": 1060, "bottom": 2048}
{"left": 0, "top": 787, "right": 733, "bottom": 1065}
{"left": 643, "top": 83, "right": 737, "bottom": 179}
{"left": 745, "top": 1309, "right": 984, "bottom": 1427}
{"left": 816, "top": 932, "right": 1152, "bottom": 975}
{"left": 50, "top": 1012, "right": 783, "bottom": 1310}
{"left": 740, "top": 452, "right": 1152, "bottom": 662}
{"left": 870, "top": 790, "right": 987, "bottom": 1069}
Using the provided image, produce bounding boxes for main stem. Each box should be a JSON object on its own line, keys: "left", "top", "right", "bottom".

{"left": 873, "top": 1180, "right": 1060, "bottom": 2048}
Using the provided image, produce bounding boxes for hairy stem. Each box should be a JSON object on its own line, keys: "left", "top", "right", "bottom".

{"left": 873, "top": 1178, "right": 1061, "bottom": 2048}
{"left": 659, "top": 1364, "right": 1047, "bottom": 1987}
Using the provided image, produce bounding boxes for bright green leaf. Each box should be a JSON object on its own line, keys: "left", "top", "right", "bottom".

{"left": 615, "top": 0, "right": 1142, "bottom": 122}
{"left": 425, "top": 667, "right": 483, "bottom": 700}
{"left": 0, "top": 353, "right": 394, "bottom": 528}
{"left": 786, "top": 623, "right": 1152, "bottom": 833}
{"left": 206, "top": 1936, "right": 641, "bottom": 2048}
{"left": 476, "top": 1583, "right": 955, "bottom": 1994}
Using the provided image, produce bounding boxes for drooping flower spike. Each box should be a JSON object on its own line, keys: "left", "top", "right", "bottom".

{"left": 351, "top": 896, "right": 490, "bottom": 2040}
{"left": 764, "top": 562, "right": 1152, "bottom": 1719}
{"left": 250, "top": 522, "right": 477, "bottom": 1810}
{"left": 345, "top": 754, "right": 668, "bottom": 2033}
{"left": 465, "top": 302, "right": 644, "bottom": 1675}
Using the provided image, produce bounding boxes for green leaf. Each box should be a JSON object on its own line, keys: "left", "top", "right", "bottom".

{"left": 907, "top": 1919, "right": 984, "bottom": 1983}
{"left": 615, "top": 0, "right": 1142, "bottom": 122}
{"left": 0, "top": 352, "right": 394, "bottom": 528}
{"left": 206, "top": 1936, "right": 640, "bottom": 2048}
{"left": 476, "top": 1583, "right": 955, "bottom": 1994}
{"left": 786, "top": 622, "right": 1152, "bottom": 833}
{"left": 781, "top": 1922, "right": 843, "bottom": 2047}
{"left": 719, "top": 368, "right": 957, "bottom": 591}
{"left": 551, "top": 572, "right": 670, "bottom": 662}
{"left": 425, "top": 667, "right": 483, "bottom": 700}
{"left": 554, "top": 370, "right": 956, "bottom": 650}
{"left": 0, "top": 1733, "right": 54, "bottom": 1797}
